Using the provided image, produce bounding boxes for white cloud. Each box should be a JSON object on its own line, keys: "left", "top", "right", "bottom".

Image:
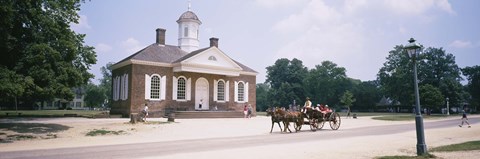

{"left": 122, "top": 38, "right": 143, "bottom": 54}
{"left": 95, "top": 43, "right": 112, "bottom": 53}
{"left": 435, "top": 0, "right": 456, "bottom": 15}
{"left": 449, "top": 40, "right": 473, "bottom": 48}
{"left": 254, "top": 0, "right": 307, "bottom": 8}
{"left": 272, "top": 0, "right": 340, "bottom": 35}
{"left": 383, "top": 0, "right": 455, "bottom": 16}
{"left": 71, "top": 14, "right": 91, "bottom": 31}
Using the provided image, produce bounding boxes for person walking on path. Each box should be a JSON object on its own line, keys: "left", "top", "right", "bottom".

{"left": 459, "top": 109, "right": 471, "bottom": 128}
{"left": 346, "top": 107, "right": 351, "bottom": 119}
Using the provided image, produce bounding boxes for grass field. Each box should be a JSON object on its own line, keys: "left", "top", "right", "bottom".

{"left": 376, "top": 140, "right": 480, "bottom": 159}
{"left": 0, "top": 110, "right": 108, "bottom": 118}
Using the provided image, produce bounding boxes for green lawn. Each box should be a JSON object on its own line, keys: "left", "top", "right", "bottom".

{"left": 0, "top": 110, "right": 108, "bottom": 118}
{"left": 431, "top": 140, "right": 480, "bottom": 152}
{"left": 372, "top": 114, "right": 450, "bottom": 121}
{"left": 376, "top": 140, "right": 480, "bottom": 159}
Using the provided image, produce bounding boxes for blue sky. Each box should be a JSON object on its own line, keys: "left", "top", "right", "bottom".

{"left": 72, "top": 0, "right": 480, "bottom": 84}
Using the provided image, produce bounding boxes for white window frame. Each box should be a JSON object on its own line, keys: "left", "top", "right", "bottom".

{"left": 145, "top": 74, "right": 166, "bottom": 101}
{"left": 173, "top": 76, "right": 191, "bottom": 101}
{"left": 234, "top": 81, "right": 248, "bottom": 103}
{"left": 214, "top": 79, "right": 228, "bottom": 102}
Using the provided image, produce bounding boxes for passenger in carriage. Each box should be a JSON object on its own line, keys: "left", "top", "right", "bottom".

{"left": 302, "top": 97, "right": 312, "bottom": 113}
{"left": 319, "top": 104, "right": 332, "bottom": 119}
{"left": 314, "top": 104, "right": 321, "bottom": 111}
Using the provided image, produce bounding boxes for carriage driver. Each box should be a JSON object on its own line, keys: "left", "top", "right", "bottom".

{"left": 302, "top": 97, "right": 312, "bottom": 113}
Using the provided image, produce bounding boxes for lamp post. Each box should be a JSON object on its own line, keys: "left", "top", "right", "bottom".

{"left": 446, "top": 97, "right": 450, "bottom": 115}
{"left": 404, "top": 38, "right": 427, "bottom": 156}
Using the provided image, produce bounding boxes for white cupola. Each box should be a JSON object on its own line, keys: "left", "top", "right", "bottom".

{"left": 177, "top": 4, "right": 201, "bottom": 53}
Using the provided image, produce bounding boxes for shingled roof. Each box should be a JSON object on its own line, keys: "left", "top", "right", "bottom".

{"left": 114, "top": 45, "right": 257, "bottom": 74}
{"left": 116, "top": 44, "right": 188, "bottom": 64}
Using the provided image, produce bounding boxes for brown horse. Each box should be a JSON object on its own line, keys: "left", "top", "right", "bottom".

{"left": 285, "top": 111, "right": 304, "bottom": 132}
{"left": 268, "top": 107, "right": 283, "bottom": 133}
{"left": 274, "top": 108, "right": 303, "bottom": 133}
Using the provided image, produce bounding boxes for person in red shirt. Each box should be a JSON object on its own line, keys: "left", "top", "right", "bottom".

{"left": 319, "top": 104, "right": 332, "bottom": 119}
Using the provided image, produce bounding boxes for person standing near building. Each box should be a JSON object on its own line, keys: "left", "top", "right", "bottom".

{"left": 247, "top": 104, "right": 253, "bottom": 118}
{"left": 243, "top": 105, "right": 248, "bottom": 118}
{"left": 199, "top": 99, "right": 203, "bottom": 109}
{"left": 142, "top": 103, "right": 149, "bottom": 122}
{"left": 459, "top": 109, "right": 471, "bottom": 128}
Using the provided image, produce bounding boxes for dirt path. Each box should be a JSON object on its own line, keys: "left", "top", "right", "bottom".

{"left": 0, "top": 115, "right": 479, "bottom": 158}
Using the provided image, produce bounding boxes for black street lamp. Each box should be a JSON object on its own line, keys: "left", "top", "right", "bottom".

{"left": 404, "top": 38, "right": 427, "bottom": 156}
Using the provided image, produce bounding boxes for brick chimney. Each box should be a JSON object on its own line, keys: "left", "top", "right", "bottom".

{"left": 156, "top": 28, "right": 166, "bottom": 45}
{"left": 209, "top": 37, "right": 219, "bottom": 47}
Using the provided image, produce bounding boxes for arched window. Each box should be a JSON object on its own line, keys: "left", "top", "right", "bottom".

{"left": 177, "top": 77, "right": 186, "bottom": 100}
{"left": 150, "top": 75, "right": 161, "bottom": 99}
{"left": 238, "top": 82, "right": 244, "bottom": 102}
{"left": 217, "top": 81, "right": 225, "bottom": 101}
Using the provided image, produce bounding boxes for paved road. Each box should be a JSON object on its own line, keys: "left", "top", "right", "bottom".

{"left": 1, "top": 117, "right": 477, "bottom": 159}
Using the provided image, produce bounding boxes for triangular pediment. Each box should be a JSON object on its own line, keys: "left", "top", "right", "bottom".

{"left": 173, "top": 47, "right": 243, "bottom": 76}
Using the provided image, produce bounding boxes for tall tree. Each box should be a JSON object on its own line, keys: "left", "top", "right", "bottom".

{"left": 378, "top": 45, "right": 464, "bottom": 108}
{"left": 352, "top": 80, "right": 382, "bottom": 111}
{"left": 462, "top": 65, "right": 480, "bottom": 107}
{"left": 304, "top": 61, "right": 350, "bottom": 106}
{"left": 340, "top": 90, "right": 356, "bottom": 111}
{"left": 377, "top": 45, "right": 413, "bottom": 107}
{"left": 265, "top": 58, "right": 308, "bottom": 107}
{"left": 0, "top": 0, "right": 96, "bottom": 108}
{"left": 84, "top": 83, "right": 106, "bottom": 109}
{"left": 99, "top": 62, "right": 113, "bottom": 108}
{"left": 419, "top": 47, "right": 464, "bottom": 106}
{"left": 419, "top": 84, "right": 444, "bottom": 111}
{"left": 256, "top": 83, "right": 270, "bottom": 111}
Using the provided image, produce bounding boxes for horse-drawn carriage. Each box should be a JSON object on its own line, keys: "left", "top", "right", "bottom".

{"left": 268, "top": 107, "right": 341, "bottom": 133}
{"left": 298, "top": 108, "right": 341, "bottom": 131}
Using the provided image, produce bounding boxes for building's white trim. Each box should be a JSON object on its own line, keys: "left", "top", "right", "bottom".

{"left": 132, "top": 60, "right": 173, "bottom": 67}
{"left": 173, "top": 63, "right": 241, "bottom": 76}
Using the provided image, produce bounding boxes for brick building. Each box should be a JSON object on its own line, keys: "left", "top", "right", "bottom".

{"left": 110, "top": 8, "right": 257, "bottom": 117}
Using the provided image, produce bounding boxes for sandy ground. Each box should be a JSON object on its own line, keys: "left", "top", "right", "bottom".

{"left": 0, "top": 115, "right": 479, "bottom": 159}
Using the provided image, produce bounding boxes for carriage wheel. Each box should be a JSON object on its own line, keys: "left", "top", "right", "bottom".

{"left": 309, "top": 119, "right": 317, "bottom": 132}
{"left": 329, "top": 112, "right": 341, "bottom": 130}
{"left": 317, "top": 120, "right": 325, "bottom": 130}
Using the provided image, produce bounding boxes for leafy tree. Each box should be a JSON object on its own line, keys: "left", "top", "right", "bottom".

{"left": 84, "top": 83, "right": 106, "bottom": 109}
{"left": 462, "top": 65, "right": 480, "bottom": 107}
{"left": 419, "top": 84, "right": 444, "bottom": 111}
{"left": 0, "top": 0, "right": 96, "bottom": 108}
{"left": 340, "top": 90, "right": 356, "bottom": 112}
{"left": 377, "top": 45, "right": 413, "bottom": 107}
{"left": 265, "top": 58, "right": 308, "bottom": 107}
{"left": 419, "top": 47, "right": 464, "bottom": 106}
{"left": 352, "top": 80, "right": 381, "bottom": 111}
{"left": 378, "top": 45, "right": 464, "bottom": 109}
{"left": 99, "top": 62, "right": 113, "bottom": 108}
{"left": 304, "top": 61, "right": 351, "bottom": 107}
{"left": 256, "top": 83, "right": 270, "bottom": 111}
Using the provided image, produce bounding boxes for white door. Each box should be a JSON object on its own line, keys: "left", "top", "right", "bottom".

{"left": 195, "top": 78, "right": 209, "bottom": 110}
